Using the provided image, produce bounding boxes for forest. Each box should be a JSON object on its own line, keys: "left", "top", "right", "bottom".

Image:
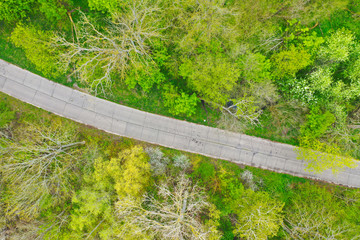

{"left": 0, "top": 92, "right": 359, "bottom": 239}
{"left": 0, "top": 0, "right": 360, "bottom": 239}
{"left": 1, "top": 0, "right": 360, "bottom": 173}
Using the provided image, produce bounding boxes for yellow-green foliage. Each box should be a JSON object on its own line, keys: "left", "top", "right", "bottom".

{"left": 180, "top": 53, "right": 240, "bottom": 105}
{"left": 284, "top": 182, "right": 354, "bottom": 239}
{"left": 271, "top": 45, "right": 311, "bottom": 79}
{"left": 296, "top": 137, "right": 356, "bottom": 174}
{"left": 95, "top": 146, "right": 151, "bottom": 199}
{"left": 297, "top": 108, "right": 356, "bottom": 173}
{"left": 10, "top": 24, "right": 61, "bottom": 78}
{"left": 231, "top": 189, "right": 284, "bottom": 240}
{"left": 69, "top": 186, "right": 120, "bottom": 239}
{"left": 162, "top": 84, "right": 199, "bottom": 117}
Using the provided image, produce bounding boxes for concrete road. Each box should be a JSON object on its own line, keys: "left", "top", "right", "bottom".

{"left": 0, "top": 59, "right": 359, "bottom": 188}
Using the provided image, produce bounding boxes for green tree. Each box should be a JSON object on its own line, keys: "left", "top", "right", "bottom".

{"left": 179, "top": 52, "right": 240, "bottom": 105}
{"left": 95, "top": 146, "right": 151, "bottom": 199}
{"left": 239, "top": 52, "right": 271, "bottom": 83}
{"left": 0, "top": 0, "right": 72, "bottom": 23}
{"left": 231, "top": 189, "right": 284, "bottom": 240}
{"left": 284, "top": 0, "right": 349, "bottom": 25}
{"left": 37, "top": 0, "right": 72, "bottom": 23}
{"left": 10, "top": 24, "right": 61, "bottom": 78}
{"left": 69, "top": 186, "right": 120, "bottom": 239}
{"left": 162, "top": 84, "right": 199, "bottom": 117}
{"left": 125, "top": 61, "right": 165, "bottom": 92}
{"left": 318, "top": 28, "right": 355, "bottom": 64}
{"left": 300, "top": 108, "right": 335, "bottom": 139}
{"left": 271, "top": 45, "right": 312, "bottom": 79}
{"left": 296, "top": 108, "right": 356, "bottom": 173}
{"left": 284, "top": 183, "right": 352, "bottom": 239}
{"left": 0, "top": 0, "right": 35, "bottom": 22}
{"left": 69, "top": 146, "right": 150, "bottom": 239}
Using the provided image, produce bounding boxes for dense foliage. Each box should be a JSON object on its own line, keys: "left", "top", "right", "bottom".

{"left": 0, "top": 93, "right": 359, "bottom": 239}
{"left": 1, "top": 0, "right": 360, "bottom": 238}
{"left": 1, "top": 0, "right": 359, "bottom": 172}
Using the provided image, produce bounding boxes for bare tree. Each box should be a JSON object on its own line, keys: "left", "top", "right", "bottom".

{"left": 116, "top": 174, "right": 221, "bottom": 240}
{"left": 284, "top": 202, "right": 350, "bottom": 240}
{"left": 218, "top": 97, "right": 263, "bottom": 125}
{"left": 54, "top": 2, "right": 164, "bottom": 94}
{"left": 1, "top": 121, "right": 85, "bottom": 220}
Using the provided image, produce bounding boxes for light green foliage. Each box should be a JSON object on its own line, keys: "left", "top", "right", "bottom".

{"left": 38, "top": 0, "right": 71, "bottom": 23}
{"left": 0, "top": 102, "right": 15, "bottom": 128}
{"left": 0, "top": 0, "right": 35, "bottom": 22}
{"left": 285, "top": 0, "right": 349, "bottom": 24}
{"left": 69, "top": 146, "right": 150, "bottom": 239}
{"left": 296, "top": 137, "right": 356, "bottom": 173}
{"left": 297, "top": 108, "right": 356, "bottom": 173}
{"left": 95, "top": 146, "right": 151, "bottom": 199}
{"left": 239, "top": 52, "right": 271, "bottom": 83}
{"left": 300, "top": 107, "right": 335, "bottom": 140}
{"left": 162, "top": 84, "right": 199, "bottom": 117}
{"left": 0, "top": 0, "right": 72, "bottom": 22}
{"left": 10, "top": 25, "right": 61, "bottom": 78}
{"left": 308, "top": 67, "right": 332, "bottom": 93}
{"left": 124, "top": 40, "right": 168, "bottom": 92}
{"left": 284, "top": 182, "right": 353, "bottom": 239}
{"left": 300, "top": 32, "right": 325, "bottom": 55}
{"left": 180, "top": 53, "right": 240, "bottom": 105}
{"left": 70, "top": 187, "right": 119, "bottom": 239}
{"left": 344, "top": 58, "right": 360, "bottom": 98}
{"left": 319, "top": 28, "right": 355, "bottom": 63}
{"left": 167, "top": 0, "right": 235, "bottom": 54}
{"left": 218, "top": 167, "right": 244, "bottom": 201}
{"left": 271, "top": 45, "right": 312, "bottom": 79}
{"left": 231, "top": 189, "right": 284, "bottom": 240}
{"left": 345, "top": 57, "right": 360, "bottom": 81}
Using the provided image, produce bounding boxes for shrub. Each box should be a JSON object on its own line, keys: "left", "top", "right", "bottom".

{"left": 173, "top": 154, "right": 191, "bottom": 170}
{"left": 145, "top": 147, "right": 170, "bottom": 176}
